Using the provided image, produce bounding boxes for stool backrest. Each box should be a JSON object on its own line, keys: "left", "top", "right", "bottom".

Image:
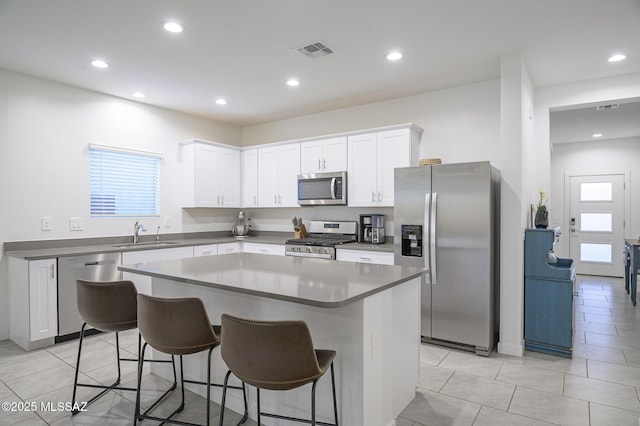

{"left": 76, "top": 280, "right": 137, "bottom": 332}
{"left": 220, "top": 314, "right": 323, "bottom": 390}
{"left": 137, "top": 294, "right": 219, "bottom": 355}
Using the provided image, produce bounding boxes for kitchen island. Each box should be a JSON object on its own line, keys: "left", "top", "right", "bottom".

{"left": 119, "top": 253, "right": 425, "bottom": 426}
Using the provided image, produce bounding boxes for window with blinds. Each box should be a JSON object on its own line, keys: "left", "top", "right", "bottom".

{"left": 89, "top": 146, "right": 160, "bottom": 217}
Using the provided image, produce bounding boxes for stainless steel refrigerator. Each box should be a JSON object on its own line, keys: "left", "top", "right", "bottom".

{"left": 394, "top": 161, "right": 500, "bottom": 356}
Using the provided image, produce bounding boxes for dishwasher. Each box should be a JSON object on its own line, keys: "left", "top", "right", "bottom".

{"left": 57, "top": 253, "right": 122, "bottom": 341}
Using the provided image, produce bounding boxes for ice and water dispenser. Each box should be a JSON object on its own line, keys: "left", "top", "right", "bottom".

{"left": 401, "top": 225, "right": 423, "bottom": 257}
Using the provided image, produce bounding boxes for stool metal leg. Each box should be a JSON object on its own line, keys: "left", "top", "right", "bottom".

{"left": 218, "top": 371, "right": 249, "bottom": 426}
{"left": 330, "top": 362, "right": 339, "bottom": 426}
{"left": 72, "top": 324, "right": 132, "bottom": 415}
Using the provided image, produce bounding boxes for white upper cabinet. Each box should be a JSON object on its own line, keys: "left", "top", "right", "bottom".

{"left": 348, "top": 127, "right": 419, "bottom": 207}
{"left": 181, "top": 140, "right": 241, "bottom": 208}
{"left": 300, "top": 136, "right": 347, "bottom": 174}
{"left": 242, "top": 148, "right": 259, "bottom": 208}
{"left": 258, "top": 144, "right": 301, "bottom": 207}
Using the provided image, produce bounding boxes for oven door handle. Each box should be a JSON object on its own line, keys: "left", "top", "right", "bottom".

{"left": 330, "top": 177, "right": 337, "bottom": 199}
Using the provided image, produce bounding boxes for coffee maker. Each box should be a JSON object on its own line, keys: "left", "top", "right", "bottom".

{"left": 359, "top": 214, "right": 385, "bottom": 244}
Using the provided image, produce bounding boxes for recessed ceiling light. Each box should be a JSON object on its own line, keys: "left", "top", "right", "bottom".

{"left": 163, "top": 21, "right": 183, "bottom": 33}
{"left": 215, "top": 98, "right": 227, "bottom": 105}
{"left": 91, "top": 59, "right": 109, "bottom": 69}
{"left": 386, "top": 51, "right": 403, "bottom": 61}
{"left": 132, "top": 92, "right": 146, "bottom": 98}
{"left": 608, "top": 53, "right": 626, "bottom": 62}
{"left": 286, "top": 79, "right": 300, "bottom": 87}
{"left": 592, "top": 133, "right": 603, "bottom": 138}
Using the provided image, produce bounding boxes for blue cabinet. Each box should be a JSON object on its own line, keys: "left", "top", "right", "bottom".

{"left": 524, "top": 228, "right": 575, "bottom": 358}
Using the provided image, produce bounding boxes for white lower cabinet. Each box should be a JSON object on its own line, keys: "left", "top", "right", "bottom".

{"left": 8, "top": 257, "right": 58, "bottom": 350}
{"left": 122, "top": 247, "right": 194, "bottom": 294}
{"left": 217, "top": 242, "right": 241, "bottom": 255}
{"left": 193, "top": 244, "right": 218, "bottom": 257}
{"left": 242, "top": 242, "right": 285, "bottom": 256}
{"left": 336, "top": 249, "right": 394, "bottom": 265}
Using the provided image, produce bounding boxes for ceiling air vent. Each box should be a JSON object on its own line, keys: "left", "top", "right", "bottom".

{"left": 596, "top": 104, "right": 620, "bottom": 110}
{"left": 295, "top": 41, "right": 335, "bottom": 59}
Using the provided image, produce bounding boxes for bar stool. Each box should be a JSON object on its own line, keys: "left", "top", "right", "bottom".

{"left": 72, "top": 280, "right": 176, "bottom": 415}
{"left": 218, "top": 314, "right": 339, "bottom": 426}
{"left": 135, "top": 294, "right": 248, "bottom": 426}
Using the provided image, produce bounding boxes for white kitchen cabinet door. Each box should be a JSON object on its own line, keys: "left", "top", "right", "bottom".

{"left": 181, "top": 141, "right": 241, "bottom": 208}
{"left": 300, "top": 140, "right": 324, "bottom": 174}
{"left": 300, "top": 137, "right": 347, "bottom": 174}
{"left": 242, "top": 148, "right": 259, "bottom": 207}
{"left": 377, "top": 128, "right": 411, "bottom": 206}
{"left": 193, "top": 244, "right": 218, "bottom": 257}
{"left": 28, "top": 258, "right": 58, "bottom": 341}
{"left": 243, "top": 242, "right": 285, "bottom": 256}
{"left": 323, "top": 136, "right": 347, "bottom": 172}
{"left": 258, "top": 144, "right": 300, "bottom": 207}
{"left": 193, "top": 143, "right": 220, "bottom": 207}
{"left": 217, "top": 242, "right": 241, "bottom": 254}
{"left": 258, "top": 146, "right": 279, "bottom": 207}
{"left": 218, "top": 148, "right": 241, "bottom": 207}
{"left": 347, "top": 133, "right": 378, "bottom": 206}
{"left": 336, "top": 249, "right": 394, "bottom": 265}
{"left": 277, "top": 143, "right": 301, "bottom": 207}
{"left": 122, "top": 247, "right": 194, "bottom": 294}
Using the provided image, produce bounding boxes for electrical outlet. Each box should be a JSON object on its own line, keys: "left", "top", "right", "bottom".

{"left": 163, "top": 216, "right": 172, "bottom": 227}
{"left": 69, "top": 217, "right": 84, "bottom": 231}
{"left": 41, "top": 217, "right": 53, "bottom": 231}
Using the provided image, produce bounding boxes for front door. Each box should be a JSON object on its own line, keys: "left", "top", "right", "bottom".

{"left": 568, "top": 173, "right": 626, "bottom": 277}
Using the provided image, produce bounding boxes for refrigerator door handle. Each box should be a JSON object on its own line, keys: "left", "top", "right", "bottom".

{"left": 430, "top": 192, "right": 438, "bottom": 284}
{"left": 425, "top": 193, "right": 432, "bottom": 284}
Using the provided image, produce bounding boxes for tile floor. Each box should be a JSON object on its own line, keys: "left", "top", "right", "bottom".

{"left": 1, "top": 275, "right": 639, "bottom": 425}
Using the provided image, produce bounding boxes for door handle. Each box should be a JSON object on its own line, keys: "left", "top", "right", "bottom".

{"left": 330, "top": 177, "right": 337, "bottom": 199}
{"left": 430, "top": 192, "right": 438, "bottom": 284}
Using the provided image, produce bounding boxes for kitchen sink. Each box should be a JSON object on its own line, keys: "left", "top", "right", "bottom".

{"left": 113, "top": 241, "right": 180, "bottom": 249}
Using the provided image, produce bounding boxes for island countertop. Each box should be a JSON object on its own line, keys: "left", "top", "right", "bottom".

{"left": 119, "top": 252, "right": 426, "bottom": 308}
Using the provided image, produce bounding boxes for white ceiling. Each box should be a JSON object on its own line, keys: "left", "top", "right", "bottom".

{"left": 551, "top": 98, "right": 640, "bottom": 144}
{"left": 0, "top": 0, "right": 639, "bottom": 126}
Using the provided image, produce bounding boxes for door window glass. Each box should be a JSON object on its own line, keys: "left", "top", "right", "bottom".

{"left": 580, "top": 213, "right": 613, "bottom": 232}
{"left": 580, "top": 243, "right": 612, "bottom": 263}
{"left": 580, "top": 182, "right": 612, "bottom": 201}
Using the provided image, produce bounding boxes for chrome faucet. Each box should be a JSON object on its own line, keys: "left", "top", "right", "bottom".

{"left": 133, "top": 221, "right": 146, "bottom": 244}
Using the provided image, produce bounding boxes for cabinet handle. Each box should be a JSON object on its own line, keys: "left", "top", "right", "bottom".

{"left": 217, "top": 195, "right": 220, "bottom": 205}
{"left": 225, "top": 248, "right": 233, "bottom": 253}
{"left": 378, "top": 191, "right": 382, "bottom": 202}
{"left": 202, "top": 250, "right": 213, "bottom": 255}
{"left": 254, "top": 195, "right": 257, "bottom": 205}
{"left": 360, "top": 257, "right": 372, "bottom": 262}
{"left": 371, "top": 191, "right": 375, "bottom": 202}
{"left": 260, "top": 248, "right": 268, "bottom": 253}
{"left": 318, "top": 159, "right": 321, "bottom": 170}
{"left": 278, "top": 194, "right": 282, "bottom": 204}
{"left": 323, "top": 158, "right": 327, "bottom": 170}
{"left": 221, "top": 195, "right": 224, "bottom": 205}
{"left": 50, "top": 264, "right": 55, "bottom": 279}
{"left": 274, "top": 195, "right": 277, "bottom": 204}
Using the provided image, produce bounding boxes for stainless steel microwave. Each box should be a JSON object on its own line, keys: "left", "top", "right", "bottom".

{"left": 297, "top": 171, "right": 347, "bottom": 206}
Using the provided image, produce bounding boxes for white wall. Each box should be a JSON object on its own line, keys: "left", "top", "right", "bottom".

{"left": 551, "top": 137, "right": 640, "bottom": 257}
{"left": 243, "top": 80, "right": 502, "bottom": 167}
{"left": 0, "top": 69, "right": 242, "bottom": 339}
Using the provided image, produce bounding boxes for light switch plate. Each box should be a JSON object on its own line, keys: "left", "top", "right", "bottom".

{"left": 41, "top": 217, "right": 52, "bottom": 231}
{"left": 69, "top": 217, "right": 84, "bottom": 231}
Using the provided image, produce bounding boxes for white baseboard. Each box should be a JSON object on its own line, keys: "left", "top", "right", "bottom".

{"left": 498, "top": 340, "right": 524, "bottom": 357}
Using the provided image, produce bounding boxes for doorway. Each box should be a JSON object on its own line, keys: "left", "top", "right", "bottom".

{"left": 566, "top": 171, "right": 627, "bottom": 277}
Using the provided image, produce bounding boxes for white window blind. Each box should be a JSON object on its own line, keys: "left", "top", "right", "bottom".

{"left": 90, "top": 146, "right": 160, "bottom": 217}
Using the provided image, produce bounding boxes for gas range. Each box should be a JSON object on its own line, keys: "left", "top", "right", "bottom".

{"left": 285, "top": 220, "right": 358, "bottom": 259}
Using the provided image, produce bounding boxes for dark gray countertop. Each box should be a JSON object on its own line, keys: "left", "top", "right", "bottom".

{"left": 5, "top": 232, "right": 394, "bottom": 260}
{"left": 119, "top": 252, "right": 423, "bottom": 308}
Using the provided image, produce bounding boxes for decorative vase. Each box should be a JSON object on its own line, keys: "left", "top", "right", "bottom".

{"left": 534, "top": 210, "right": 548, "bottom": 229}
